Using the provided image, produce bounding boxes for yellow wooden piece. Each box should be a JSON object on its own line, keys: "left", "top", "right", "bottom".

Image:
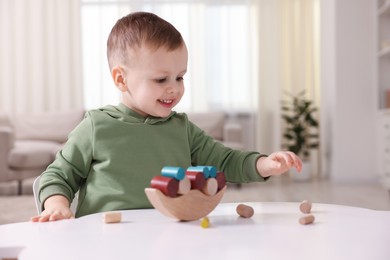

{"left": 200, "top": 217, "right": 210, "bottom": 228}
{"left": 144, "top": 186, "right": 226, "bottom": 221}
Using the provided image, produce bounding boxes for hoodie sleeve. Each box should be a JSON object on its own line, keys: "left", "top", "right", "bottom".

{"left": 186, "top": 115, "right": 268, "bottom": 183}
{"left": 38, "top": 112, "right": 94, "bottom": 209}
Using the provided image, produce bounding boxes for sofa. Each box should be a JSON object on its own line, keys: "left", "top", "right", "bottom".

{"left": 0, "top": 110, "right": 243, "bottom": 195}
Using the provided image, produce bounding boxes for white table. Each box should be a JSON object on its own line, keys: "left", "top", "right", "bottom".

{"left": 1, "top": 202, "right": 390, "bottom": 260}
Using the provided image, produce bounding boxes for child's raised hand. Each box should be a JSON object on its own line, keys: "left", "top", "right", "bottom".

{"left": 31, "top": 195, "right": 74, "bottom": 222}
{"left": 256, "top": 151, "right": 302, "bottom": 178}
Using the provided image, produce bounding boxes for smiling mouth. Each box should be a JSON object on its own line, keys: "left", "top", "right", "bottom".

{"left": 158, "top": 99, "right": 174, "bottom": 105}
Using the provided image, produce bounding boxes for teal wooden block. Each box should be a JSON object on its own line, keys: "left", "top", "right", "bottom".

{"left": 161, "top": 166, "right": 185, "bottom": 180}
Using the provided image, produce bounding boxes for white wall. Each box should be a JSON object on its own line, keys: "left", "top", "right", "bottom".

{"left": 321, "top": 0, "right": 377, "bottom": 182}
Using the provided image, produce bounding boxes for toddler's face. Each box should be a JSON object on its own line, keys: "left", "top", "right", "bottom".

{"left": 120, "top": 44, "right": 188, "bottom": 118}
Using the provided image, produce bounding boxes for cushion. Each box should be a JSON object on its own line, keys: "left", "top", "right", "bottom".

{"left": 187, "top": 112, "right": 225, "bottom": 140}
{"left": 0, "top": 113, "right": 12, "bottom": 127}
{"left": 13, "top": 110, "right": 85, "bottom": 143}
{"left": 8, "top": 140, "right": 61, "bottom": 169}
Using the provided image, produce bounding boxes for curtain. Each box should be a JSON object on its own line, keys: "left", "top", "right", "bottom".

{"left": 0, "top": 0, "right": 83, "bottom": 114}
{"left": 255, "top": 0, "right": 320, "bottom": 152}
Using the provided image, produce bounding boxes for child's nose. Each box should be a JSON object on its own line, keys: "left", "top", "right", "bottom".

{"left": 166, "top": 83, "right": 179, "bottom": 94}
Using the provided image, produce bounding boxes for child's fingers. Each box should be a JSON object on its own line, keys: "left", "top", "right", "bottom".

{"left": 285, "top": 151, "right": 303, "bottom": 172}
{"left": 274, "top": 152, "right": 294, "bottom": 167}
{"left": 30, "top": 215, "right": 40, "bottom": 222}
{"left": 31, "top": 208, "right": 73, "bottom": 223}
{"left": 272, "top": 151, "right": 303, "bottom": 174}
{"left": 50, "top": 211, "right": 72, "bottom": 221}
{"left": 38, "top": 214, "right": 51, "bottom": 222}
{"left": 49, "top": 212, "right": 62, "bottom": 221}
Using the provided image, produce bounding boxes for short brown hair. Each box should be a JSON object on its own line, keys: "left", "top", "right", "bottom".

{"left": 107, "top": 12, "right": 184, "bottom": 70}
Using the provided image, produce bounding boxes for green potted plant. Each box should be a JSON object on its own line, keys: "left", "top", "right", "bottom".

{"left": 281, "top": 90, "right": 319, "bottom": 180}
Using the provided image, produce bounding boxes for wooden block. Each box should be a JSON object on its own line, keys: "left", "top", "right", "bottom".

{"left": 178, "top": 177, "right": 191, "bottom": 195}
{"left": 299, "top": 214, "right": 315, "bottom": 225}
{"left": 299, "top": 200, "right": 312, "bottom": 214}
{"left": 200, "top": 217, "right": 210, "bottom": 228}
{"left": 185, "top": 171, "right": 206, "bottom": 190}
{"left": 187, "top": 166, "right": 210, "bottom": 178}
{"left": 201, "top": 178, "right": 218, "bottom": 196}
{"left": 236, "top": 204, "right": 254, "bottom": 218}
{"left": 150, "top": 175, "right": 179, "bottom": 197}
{"left": 215, "top": 172, "right": 226, "bottom": 190}
{"left": 206, "top": 166, "right": 217, "bottom": 177}
{"left": 103, "top": 211, "right": 122, "bottom": 223}
{"left": 161, "top": 166, "right": 185, "bottom": 180}
{"left": 144, "top": 186, "right": 227, "bottom": 221}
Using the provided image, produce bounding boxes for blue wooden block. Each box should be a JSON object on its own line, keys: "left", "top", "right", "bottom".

{"left": 206, "top": 166, "right": 217, "bottom": 177}
{"left": 186, "top": 166, "right": 211, "bottom": 178}
{"left": 161, "top": 166, "right": 185, "bottom": 180}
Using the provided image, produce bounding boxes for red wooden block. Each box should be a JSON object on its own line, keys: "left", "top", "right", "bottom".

{"left": 215, "top": 172, "right": 226, "bottom": 190}
{"left": 185, "top": 171, "right": 206, "bottom": 190}
{"left": 150, "top": 175, "right": 179, "bottom": 197}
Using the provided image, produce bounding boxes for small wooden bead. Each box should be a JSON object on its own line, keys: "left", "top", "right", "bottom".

{"left": 236, "top": 204, "right": 254, "bottom": 218}
{"left": 299, "top": 214, "right": 315, "bottom": 225}
{"left": 299, "top": 200, "right": 312, "bottom": 214}
{"left": 150, "top": 175, "right": 179, "bottom": 197}
{"left": 161, "top": 166, "right": 185, "bottom": 180}
{"left": 185, "top": 171, "right": 206, "bottom": 190}
{"left": 200, "top": 217, "right": 210, "bottom": 228}
{"left": 201, "top": 178, "right": 218, "bottom": 196}
{"left": 178, "top": 177, "right": 191, "bottom": 195}
{"left": 215, "top": 172, "right": 226, "bottom": 190}
{"left": 187, "top": 166, "right": 210, "bottom": 178}
{"left": 103, "top": 211, "right": 122, "bottom": 223}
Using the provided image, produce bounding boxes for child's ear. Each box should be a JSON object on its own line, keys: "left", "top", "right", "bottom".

{"left": 111, "top": 67, "right": 127, "bottom": 92}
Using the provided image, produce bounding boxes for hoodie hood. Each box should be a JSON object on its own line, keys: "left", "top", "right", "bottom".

{"left": 99, "top": 103, "right": 177, "bottom": 125}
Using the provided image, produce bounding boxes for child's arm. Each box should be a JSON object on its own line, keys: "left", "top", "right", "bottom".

{"left": 256, "top": 151, "right": 302, "bottom": 178}
{"left": 31, "top": 195, "right": 73, "bottom": 222}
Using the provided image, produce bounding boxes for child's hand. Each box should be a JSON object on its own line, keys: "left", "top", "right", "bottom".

{"left": 31, "top": 195, "right": 73, "bottom": 222}
{"left": 256, "top": 151, "right": 302, "bottom": 178}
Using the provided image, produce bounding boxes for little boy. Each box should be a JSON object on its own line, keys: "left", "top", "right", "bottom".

{"left": 31, "top": 12, "right": 301, "bottom": 222}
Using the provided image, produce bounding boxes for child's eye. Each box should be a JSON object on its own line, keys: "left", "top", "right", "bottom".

{"left": 155, "top": 78, "right": 167, "bottom": 84}
{"left": 176, "top": 76, "right": 184, "bottom": 81}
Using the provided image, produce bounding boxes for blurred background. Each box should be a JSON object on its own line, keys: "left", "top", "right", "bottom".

{"left": 1, "top": 0, "right": 389, "bottom": 223}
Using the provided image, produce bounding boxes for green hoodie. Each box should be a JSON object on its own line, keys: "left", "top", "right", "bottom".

{"left": 39, "top": 103, "right": 267, "bottom": 217}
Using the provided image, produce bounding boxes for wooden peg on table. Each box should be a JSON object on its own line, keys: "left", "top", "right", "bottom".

{"left": 236, "top": 204, "right": 254, "bottom": 218}
{"left": 299, "top": 214, "right": 315, "bottom": 225}
{"left": 299, "top": 200, "right": 312, "bottom": 214}
{"left": 103, "top": 211, "right": 122, "bottom": 223}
